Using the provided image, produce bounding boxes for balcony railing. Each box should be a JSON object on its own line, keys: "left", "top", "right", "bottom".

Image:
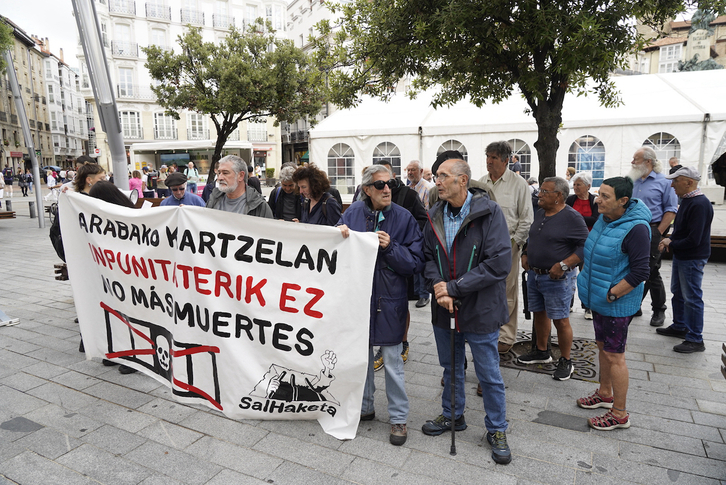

{"left": 154, "top": 128, "right": 178, "bottom": 140}
{"left": 181, "top": 8, "right": 204, "bottom": 25}
{"left": 111, "top": 41, "right": 139, "bottom": 57}
{"left": 109, "top": 0, "right": 136, "bottom": 15}
{"left": 116, "top": 84, "right": 156, "bottom": 100}
{"left": 187, "top": 129, "right": 209, "bottom": 140}
{"left": 145, "top": 2, "right": 171, "bottom": 21}
{"left": 0, "top": 111, "right": 7, "bottom": 122}
{"left": 247, "top": 130, "right": 268, "bottom": 142}
{"left": 213, "top": 14, "right": 234, "bottom": 29}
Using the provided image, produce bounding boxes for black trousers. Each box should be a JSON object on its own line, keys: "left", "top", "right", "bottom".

{"left": 642, "top": 222, "right": 667, "bottom": 312}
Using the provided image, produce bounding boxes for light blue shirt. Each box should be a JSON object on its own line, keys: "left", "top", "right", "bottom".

{"left": 443, "top": 191, "right": 473, "bottom": 254}
{"left": 632, "top": 171, "right": 677, "bottom": 223}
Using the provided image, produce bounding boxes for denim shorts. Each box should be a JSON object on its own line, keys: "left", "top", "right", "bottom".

{"left": 527, "top": 270, "right": 576, "bottom": 320}
{"left": 592, "top": 312, "right": 632, "bottom": 353}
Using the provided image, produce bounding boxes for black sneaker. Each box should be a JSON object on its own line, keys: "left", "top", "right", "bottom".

{"left": 517, "top": 348, "right": 552, "bottom": 364}
{"left": 486, "top": 431, "right": 512, "bottom": 464}
{"left": 552, "top": 357, "right": 573, "bottom": 381}
{"left": 673, "top": 340, "right": 705, "bottom": 353}
{"left": 421, "top": 414, "right": 467, "bottom": 436}
{"left": 634, "top": 309, "right": 643, "bottom": 317}
{"left": 656, "top": 325, "right": 687, "bottom": 338}
{"left": 650, "top": 311, "right": 665, "bottom": 327}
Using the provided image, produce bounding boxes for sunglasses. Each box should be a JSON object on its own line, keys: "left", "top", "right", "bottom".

{"left": 369, "top": 179, "right": 396, "bottom": 190}
{"left": 171, "top": 187, "right": 185, "bottom": 192}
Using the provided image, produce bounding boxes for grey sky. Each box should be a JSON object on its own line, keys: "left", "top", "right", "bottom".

{"left": 3, "top": 0, "right": 80, "bottom": 67}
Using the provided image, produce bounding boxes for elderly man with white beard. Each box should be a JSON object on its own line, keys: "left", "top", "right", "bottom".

{"left": 206, "top": 155, "right": 273, "bottom": 218}
{"left": 629, "top": 147, "right": 678, "bottom": 327}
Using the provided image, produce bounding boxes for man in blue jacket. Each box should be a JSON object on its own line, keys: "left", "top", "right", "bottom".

{"left": 421, "top": 158, "right": 513, "bottom": 464}
{"left": 338, "top": 164, "right": 424, "bottom": 446}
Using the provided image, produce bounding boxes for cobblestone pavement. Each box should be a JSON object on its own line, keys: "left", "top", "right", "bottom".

{"left": 1, "top": 199, "right": 725, "bottom": 485}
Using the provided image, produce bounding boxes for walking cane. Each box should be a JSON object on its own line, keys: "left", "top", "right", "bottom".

{"left": 450, "top": 299, "right": 461, "bottom": 456}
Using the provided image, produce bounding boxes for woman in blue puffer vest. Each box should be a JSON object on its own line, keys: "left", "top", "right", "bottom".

{"left": 576, "top": 176, "right": 651, "bottom": 432}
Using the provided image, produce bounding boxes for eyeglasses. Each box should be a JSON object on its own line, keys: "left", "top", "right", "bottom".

{"left": 171, "top": 187, "right": 185, "bottom": 192}
{"left": 368, "top": 179, "right": 397, "bottom": 190}
{"left": 436, "top": 172, "right": 459, "bottom": 182}
{"left": 538, "top": 189, "right": 558, "bottom": 196}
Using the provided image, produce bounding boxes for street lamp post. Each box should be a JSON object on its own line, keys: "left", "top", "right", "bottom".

{"left": 72, "top": 0, "right": 129, "bottom": 190}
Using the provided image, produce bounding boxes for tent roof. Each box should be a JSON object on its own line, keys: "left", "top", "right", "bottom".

{"left": 311, "top": 70, "right": 726, "bottom": 139}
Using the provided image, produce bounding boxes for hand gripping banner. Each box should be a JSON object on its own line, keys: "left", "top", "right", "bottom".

{"left": 59, "top": 192, "right": 378, "bottom": 439}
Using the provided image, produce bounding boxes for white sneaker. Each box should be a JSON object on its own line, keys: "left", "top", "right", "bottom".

{"left": 584, "top": 309, "right": 593, "bottom": 320}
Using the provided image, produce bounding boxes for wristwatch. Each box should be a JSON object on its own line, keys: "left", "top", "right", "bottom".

{"left": 607, "top": 290, "right": 618, "bottom": 302}
{"left": 559, "top": 261, "right": 569, "bottom": 271}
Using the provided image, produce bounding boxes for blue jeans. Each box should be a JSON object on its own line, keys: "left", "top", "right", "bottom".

{"left": 433, "top": 325, "right": 507, "bottom": 433}
{"left": 362, "top": 344, "right": 408, "bottom": 424}
{"left": 187, "top": 183, "right": 198, "bottom": 195}
{"left": 670, "top": 257, "right": 706, "bottom": 343}
{"left": 413, "top": 273, "right": 428, "bottom": 299}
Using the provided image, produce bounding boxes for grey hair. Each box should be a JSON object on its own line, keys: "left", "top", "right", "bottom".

{"left": 527, "top": 177, "right": 537, "bottom": 185}
{"left": 279, "top": 166, "right": 296, "bottom": 182}
{"left": 572, "top": 171, "right": 592, "bottom": 187}
{"left": 407, "top": 160, "right": 423, "bottom": 170}
{"left": 360, "top": 165, "right": 393, "bottom": 201}
{"left": 543, "top": 176, "right": 569, "bottom": 200}
{"left": 449, "top": 159, "right": 471, "bottom": 188}
{"left": 219, "top": 155, "right": 248, "bottom": 182}
{"left": 485, "top": 140, "right": 512, "bottom": 161}
{"left": 639, "top": 146, "right": 664, "bottom": 173}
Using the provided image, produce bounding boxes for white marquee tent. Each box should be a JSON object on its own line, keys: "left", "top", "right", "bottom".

{"left": 310, "top": 70, "right": 726, "bottom": 201}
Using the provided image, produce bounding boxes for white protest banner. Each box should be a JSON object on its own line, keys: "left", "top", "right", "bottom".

{"left": 59, "top": 192, "right": 378, "bottom": 439}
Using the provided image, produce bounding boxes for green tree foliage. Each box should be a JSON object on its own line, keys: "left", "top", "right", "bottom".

{"left": 143, "top": 21, "right": 324, "bottom": 173}
{"left": 315, "top": 0, "right": 722, "bottom": 180}
{"left": 0, "top": 20, "right": 14, "bottom": 74}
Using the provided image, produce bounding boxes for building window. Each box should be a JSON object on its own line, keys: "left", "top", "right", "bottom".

{"left": 507, "top": 138, "right": 532, "bottom": 179}
{"left": 327, "top": 143, "right": 355, "bottom": 194}
{"left": 187, "top": 113, "right": 208, "bottom": 139}
{"left": 119, "top": 111, "right": 142, "bottom": 138}
{"left": 154, "top": 113, "right": 176, "bottom": 139}
{"left": 151, "top": 28, "right": 166, "bottom": 48}
{"left": 659, "top": 44, "right": 682, "bottom": 73}
{"left": 642, "top": 132, "right": 681, "bottom": 164}
{"left": 568, "top": 135, "right": 605, "bottom": 188}
{"left": 437, "top": 139, "right": 468, "bottom": 163}
{"left": 372, "top": 142, "right": 401, "bottom": 177}
{"left": 246, "top": 5, "right": 258, "bottom": 26}
{"left": 48, "top": 85, "right": 55, "bottom": 103}
{"left": 247, "top": 119, "right": 267, "bottom": 142}
{"left": 118, "top": 68, "right": 134, "bottom": 97}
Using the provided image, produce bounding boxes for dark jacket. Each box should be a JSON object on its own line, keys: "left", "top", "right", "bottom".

{"left": 301, "top": 193, "right": 341, "bottom": 226}
{"left": 247, "top": 176, "right": 262, "bottom": 193}
{"left": 424, "top": 187, "right": 511, "bottom": 334}
{"left": 566, "top": 193, "right": 598, "bottom": 230}
{"left": 267, "top": 186, "right": 302, "bottom": 221}
{"left": 339, "top": 200, "right": 424, "bottom": 345}
{"left": 391, "top": 181, "right": 428, "bottom": 229}
{"left": 206, "top": 186, "right": 273, "bottom": 218}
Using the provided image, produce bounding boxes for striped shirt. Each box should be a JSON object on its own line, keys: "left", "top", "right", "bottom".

{"left": 443, "top": 192, "right": 473, "bottom": 254}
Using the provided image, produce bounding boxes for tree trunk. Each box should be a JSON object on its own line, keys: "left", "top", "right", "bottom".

{"left": 532, "top": 101, "right": 563, "bottom": 183}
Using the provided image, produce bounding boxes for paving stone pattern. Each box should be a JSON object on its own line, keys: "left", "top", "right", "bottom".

{"left": 1, "top": 199, "right": 726, "bottom": 484}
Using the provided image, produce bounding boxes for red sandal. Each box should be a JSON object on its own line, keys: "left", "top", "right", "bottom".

{"left": 577, "top": 389, "right": 614, "bottom": 409}
{"left": 588, "top": 410, "right": 630, "bottom": 430}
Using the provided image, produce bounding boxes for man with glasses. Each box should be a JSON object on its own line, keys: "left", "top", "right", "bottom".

{"left": 421, "top": 158, "right": 513, "bottom": 464}
{"left": 338, "top": 164, "right": 424, "bottom": 447}
{"left": 206, "top": 155, "right": 273, "bottom": 218}
{"left": 480, "top": 141, "right": 533, "bottom": 355}
{"left": 160, "top": 172, "right": 206, "bottom": 207}
{"left": 519, "top": 177, "right": 588, "bottom": 381}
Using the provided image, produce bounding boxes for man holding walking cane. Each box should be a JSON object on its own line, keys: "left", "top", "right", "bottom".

{"left": 421, "top": 158, "right": 513, "bottom": 465}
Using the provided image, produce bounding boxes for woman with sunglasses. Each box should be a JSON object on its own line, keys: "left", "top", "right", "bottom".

{"left": 292, "top": 164, "right": 341, "bottom": 226}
